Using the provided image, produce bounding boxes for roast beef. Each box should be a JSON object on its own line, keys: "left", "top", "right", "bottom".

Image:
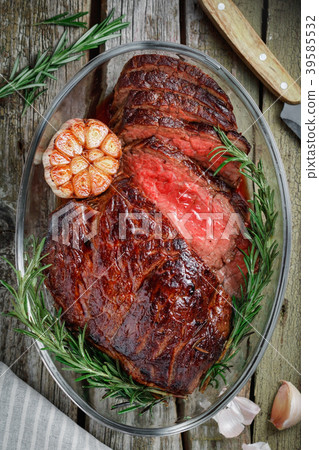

{"left": 110, "top": 88, "right": 236, "bottom": 130}
{"left": 124, "top": 137, "right": 250, "bottom": 296}
{"left": 114, "top": 108, "right": 250, "bottom": 187}
{"left": 44, "top": 54, "right": 253, "bottom": 396}
{"left": 117, "top": 53, "right": 233, "bottom": 110}
{"left": 111, "top": 70, "right": 236, "bottom": 131}
{"left": 43, "top": 177, "right": 232, "bottom": 395}
{"left": 216, "top": 235, "right": 250, "bottom": 297}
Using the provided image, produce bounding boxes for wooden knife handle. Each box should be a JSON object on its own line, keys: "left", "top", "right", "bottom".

{"left": 199, "top": 0, "right": 301, "bottom": 104}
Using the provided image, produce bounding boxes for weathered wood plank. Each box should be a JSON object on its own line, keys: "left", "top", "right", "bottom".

{"left": 184, "top": 0, "right": 263, "bottom": 99}
{"left": 0, "top": 0, "right": 90, "bottom": 422}
{"left": 103, "top": 0, "right": 180, "bottom": 48}
{"left": 252, "top": 0, "right": 301, "bottom": 448}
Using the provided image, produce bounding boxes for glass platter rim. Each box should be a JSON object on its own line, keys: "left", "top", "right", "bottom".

{"left": 15, "top": 40, "right": 292, "bottom": 436}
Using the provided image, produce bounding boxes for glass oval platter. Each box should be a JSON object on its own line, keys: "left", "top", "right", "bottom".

{"left": 15, "top": 41, "right": 291, "bottom": 436}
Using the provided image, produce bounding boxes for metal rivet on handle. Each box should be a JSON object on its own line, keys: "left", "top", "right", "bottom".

{"left": 281, "top": 82, "right": 288, "bottom": 90}
{"left": 259, "top": 53, "right": 267, "bottom": 61}
{"left": 218, "top": 3, "right": 225, "bottom": 10}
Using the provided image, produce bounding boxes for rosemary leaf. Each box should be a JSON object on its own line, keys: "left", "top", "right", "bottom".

{"left": 35, "top": 12, "right": 89, "bottom": 28}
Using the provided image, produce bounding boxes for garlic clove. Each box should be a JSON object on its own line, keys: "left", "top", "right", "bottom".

{"left": 270, "top": 380, "right": 301, "bottom": 430}
{"left": 213, "top": 405, "right": 245, "bottom": 438}
{"left": 213, "top": 394, "right": 261, "bottom": 439}
{"left": 233, "top": 396, "right": 261, "bottom": 425}
{"left": 242, "top": 442, "right": 271, "bottom": 450}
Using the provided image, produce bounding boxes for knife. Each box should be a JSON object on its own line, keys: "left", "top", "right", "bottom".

{"left": 199, "top": 0, "right": 301, "bottom": 139}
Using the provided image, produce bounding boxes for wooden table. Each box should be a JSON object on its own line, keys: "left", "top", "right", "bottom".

{"left": 0, "top": 0, "right": 300, "bottom": 448}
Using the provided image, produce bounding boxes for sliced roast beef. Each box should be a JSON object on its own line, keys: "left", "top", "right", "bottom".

{"left": 110, "top": 88, "right": 236, "bottom": 130}
{"left": 110, "top": 89, "right": 234, "bottom": 129}
{"left": 119, "top": 54, "right": 233, "bottom": 109}
{"left": 216, "top": 235, "right": 250, "bottom": 298}
{"left": 111, "top": 70, "right": 236, "bottom": 131}
{"left": 44, "top": 54, "right": 254, "bottom": 397}
{"left": 124, "top": 138, "right": 249, "bottom": 278}
{"left": 43, "top": 177, "right": 232, "bottom": 395}
{"left": 115, "top": 108, "right": 250, "bottom": 187}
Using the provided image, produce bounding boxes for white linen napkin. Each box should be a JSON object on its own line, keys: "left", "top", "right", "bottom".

{"left": 0, "top": 362, "right": 111, "bottom": 450}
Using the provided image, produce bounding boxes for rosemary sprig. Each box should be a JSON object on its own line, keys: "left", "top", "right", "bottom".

{"left": 1, "top": 238, "right": 171, "bottom": 414}
{"left": 0, "top": 9, "right": 129, "bottom": 111}
{"left": 201, "top": 129, "right": 278, "bottom": 388}
{"left": 35, "top": 12, "right": 89, "bottom": 28}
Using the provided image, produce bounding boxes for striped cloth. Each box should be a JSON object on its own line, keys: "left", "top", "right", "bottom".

{"left": 0, "top": 362, "right": 111, "bottom": 450}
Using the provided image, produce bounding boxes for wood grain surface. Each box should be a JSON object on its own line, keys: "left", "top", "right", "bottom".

{"left": 0, "top": 0, "right": 300, "bottom": 448}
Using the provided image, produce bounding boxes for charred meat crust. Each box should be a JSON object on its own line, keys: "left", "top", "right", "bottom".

{"left": 110, "top": 88, "right": 236, "bottom": 129}
{"left": 119, "top": 53, "right": 233, "bottom": 109}
{"left": 112, "top": 70, "right": 236, "bottom": 131}
{"left": 43, "top": 177, "right": 232, "bottom": 395}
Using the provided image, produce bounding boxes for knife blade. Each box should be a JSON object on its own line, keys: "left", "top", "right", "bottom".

{"left": 199, "top": 0, "right": 301, "bottom": 139}
{"left": 280, "top": 103, "right": 301, "bottom": 139}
